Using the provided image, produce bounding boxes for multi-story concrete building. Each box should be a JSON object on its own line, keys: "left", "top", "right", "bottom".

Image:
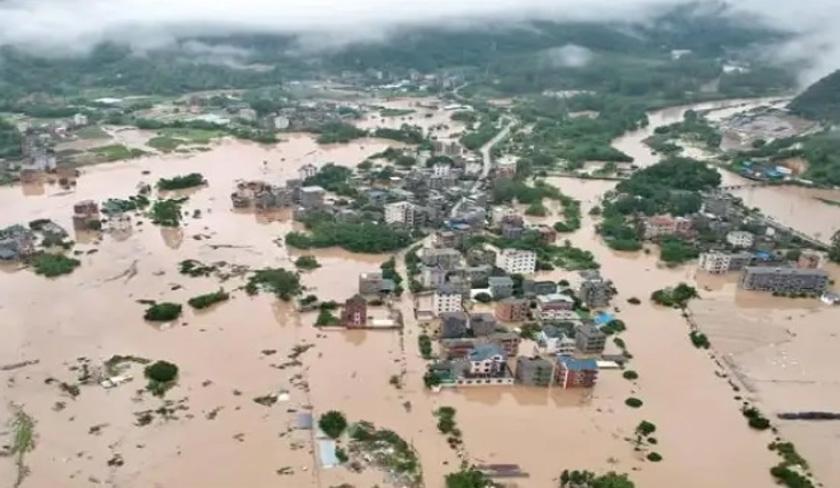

{"left": 440, "top": 332, "right": 521, "bottom": 359}
{"left": 299, "top": 163, "right": 318, "bottom": 180}
{"left": 467, "top": 344, "right": 506, "bottom": 376}
{"left": 643, "top": 215, "right": 693, "bottom": 239}
{"left": 797, "top": 251, "right": 822, "bottom": 269}
{"left": 440, "top": 312, "right": 469, "bottom": 339}
{"left": 538, "top": 325, "right": 577, "bottom": 356}
{"left": 536, "top": 293, "right": 575, "bottom": 320}
{"left": 488, "top": 276, "right": 514, "bottom": 299}
{"left": 698, "top": 251, "right": 753, "bottom": 274}
{"left": 578, "top": 272, "right": 613, "bottom": 308}
{"left": 358, "top": 272, "right": 395, "bottom": 295}
{"left": 496, "top": 249, "right": 537, "bottom": 275}
{"left": 341, "top": 295, "right": 367, "bottom": 328}
{"left": 421, "top": 266, "right": 448, "bottom": 289}
{"left": 384, "top": 201, "right": 416, "bottom": 227}
{"left": 469, "top": 313, "right": 498, "bottom": 337}
{"left": 726, "top": 230, "right": 754, "bottom": 249}
{"left": 433, "top": 284, "right": 463, "bottom": 316}
{"left": 575, "top": 323, "right": 606, "bottom": 355}
{"left": 523, "top": 280, "right": 558, "bottom": 297}
{"left": 0, "top": 225, "right": 36, "bottom": 261}
{"left": 515, "top": 357, "right": 555, "bottom": 387}
{"left": 555, "top": 357, "right": 598, "bottom": 389}
{"left": 740, "top": 267, "right": 829, "bottom": 295}
{"left": 422, "top": 248, "right": 462, "bottom": 270}
{"left": 495, "top": 298, "right": 530, "bottom": 322}
{"left": 299, "top": 186, "right": 325, "bottom": 209}
{"left": 432, "top": 162, "right": 451, "bottom": 177}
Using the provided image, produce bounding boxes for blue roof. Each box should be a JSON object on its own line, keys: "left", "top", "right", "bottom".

{"left": 593, "top": 312, "right": 615, "bottom": 326}
{"left": 558, "top": 357, "right": 598, "bottom": 371}
{"left": 754, "top": 251, "right": 772, "bottom": 261}
{"left": 469, "top": 344, "right": 504, "bottom": 361}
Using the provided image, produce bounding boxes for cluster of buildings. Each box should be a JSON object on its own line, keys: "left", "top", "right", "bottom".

{"left": 641, "top": 193, "right": 834, "bottom": 297}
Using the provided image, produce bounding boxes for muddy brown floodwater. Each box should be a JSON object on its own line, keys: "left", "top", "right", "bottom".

{"left": 2, "top": 98, "right": 839, "bottom": 488}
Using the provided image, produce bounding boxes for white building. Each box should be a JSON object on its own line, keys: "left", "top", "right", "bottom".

{"left": 432, "top": 163, "right": 451, "bottom": 177}
{"left": 495, "top": 249, "right": 536, "bottom": 275}
{"left": 384, "top": 201, "right": 416, "bottom": 227}
{"left": 726, "top": 231, "right": 754, "bottom": 249}
{"left": 698, "top": 251, "right": 752, "bottom": 274}
{"left": 72, "top": 113, "right": 89, "bottom": 127}
{"left": 299, "top": 163, "right": 318, "bottom": 180}
{"left": 467, "top": 344, "right": 506, "bottom": 376}
{"left": 273, "top": 115, "right": 290, "bottom": 130}
{"left": 699, "top": 252, "right": 732, "bottom": 274}
{"left": 433, "top": 285, "right": 462, "bottom": 316}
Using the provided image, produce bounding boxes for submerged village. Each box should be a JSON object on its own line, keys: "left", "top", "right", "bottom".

{"left": 2, "top": 73, "right": 840, "bottom": 488}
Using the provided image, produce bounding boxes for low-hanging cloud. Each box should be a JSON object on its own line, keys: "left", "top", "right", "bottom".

{"left": 0, "top": 0, "right": 838, "bottom": 81}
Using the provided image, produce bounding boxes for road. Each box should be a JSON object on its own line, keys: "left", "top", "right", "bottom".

{"left": 450, "top": 117, "right": 514, "bottom": 218}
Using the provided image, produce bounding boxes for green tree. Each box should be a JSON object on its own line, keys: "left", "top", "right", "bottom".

{"left": 318, "top": 411, "right": 348, "bottom": 439}
{"left": 445, "top": 468, "right": 493, "bottom": 488}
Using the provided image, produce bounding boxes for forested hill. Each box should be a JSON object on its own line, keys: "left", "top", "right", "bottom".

{"left": 789, "top": 70, "right": 840, "bottom": 122}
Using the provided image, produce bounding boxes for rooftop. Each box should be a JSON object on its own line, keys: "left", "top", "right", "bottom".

{"left": 558, "top": 357, "right": 598, "bottom": 371}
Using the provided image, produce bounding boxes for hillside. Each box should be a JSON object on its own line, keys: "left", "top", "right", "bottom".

{"left": 789, "top": 69, "right": 840, "bottom": 122}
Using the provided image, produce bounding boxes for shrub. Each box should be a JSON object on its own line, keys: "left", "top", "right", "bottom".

{"left": 473, "top": 292, "right": 492, "bottom": 303}
{"left": 625, "top": 397, "right": 644, "bottom": 408}
{"left": 622, "top": 370, "right": 639, "bottom": 380}
{"left": 318, "top": 411, "right": 348, "bottom": 439}
{"left": 418, "top": 334, "right": 433, "bottom": 359}
{"left": 144, "top": 360, "right": 179, "bottom": 396}
{"left": 157, "top": 173, "right": 206, "bottom": 190}
{"left": 188, "top": 290, "right": 229, "bottom": 309}
{"left": 647, "top": 452, "right": 663, "bottom": 462}
{"left": 636, "top": 421, "right": 656, "bottom": 436}
{"left": 144, "top": 302, "right": 182, "bottom": 321}
{"left": 294, "top": 255, "right": 320, "bottom": 270}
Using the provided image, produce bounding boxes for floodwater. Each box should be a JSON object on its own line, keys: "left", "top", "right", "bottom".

{"left": 2, "top": 96, "right": 839, "bottom": 488}
{"left": 0, "top": 134, "right": 398, "bottom": 488}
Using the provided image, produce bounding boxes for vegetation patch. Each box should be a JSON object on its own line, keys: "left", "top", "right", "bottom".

{"left": 157, "top": 173, "right": 207, "bottom": 191}
{"left": 625, "top": 397, "right": 644, "bottom": 408}
{"left": 286, "top": 212, "right": 412, "bottom": 253}
{"left": 294, "top": 255, "right": 320, "bottom": 270}
{"left": 689, "top": 330, "right": 711, "bottom": 349}
{"left": 90, "top": 144, "right": 148, "bottom": 162}
{"left": 318, "top": 410, "right": 348, "bottom": 439}
{"left": 418, "top": 334, "right": 433, "bottom": 359}
{"left": 245, "top": 268, "right": 302, "bottom": 300}
{"left": 347, "top": 421, "right": 423, "bottom": 487}
{"left": 188, "top": 289, "right": 230, "bottom": 309}
{"left": 6, "top": 407, "right": 35, "bottom": 488}
{"left": 144, "top": 360, "right": 179, "bottom": 396}
{"left": 144, "top": 302, "right": 182, "bottom": 322}
{"left": 742, "top": 405, "right": 771, "bottom": 430}
{"left": 149, "top": 198, "right": 186, "bottom": 227}
{"left": 651, "top": 283, "right": 698, "bottom": 308}
{"left": 179, "top": 259, "right": 216, "bottom": 277}
{"left": 30, "top": 253, "right": 80, "bottom": 277}
{"left": 559, "top": 470, "right": 635, "bottom": 488}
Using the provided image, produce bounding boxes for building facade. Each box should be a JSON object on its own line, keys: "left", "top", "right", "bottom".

{"left": 384, "top": 201, "right": 416, "bottom": 227}
{"left": 555, "top": 357, "right": 598, "bottom": 389}
{"left": 515, "top": 357, "right": 555, "bottom": 387}
{"left": 433, "top": 285, "right": 463, "bottom": 316}
{"left": 495, "top": 249, "right": 537, "bottom": 275}
{"left": 495, "top": 298, "right": 530, "bottom": 322}
{"left": 740, "top": 267, "right": 829, "bottom": 295}
{"left": 341, "top": 295, "right": 367, "bottom": 328}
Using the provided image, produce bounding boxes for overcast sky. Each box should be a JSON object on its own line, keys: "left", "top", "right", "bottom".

{"left": 0, "top": 0, "right": 836, "bottom": 80}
